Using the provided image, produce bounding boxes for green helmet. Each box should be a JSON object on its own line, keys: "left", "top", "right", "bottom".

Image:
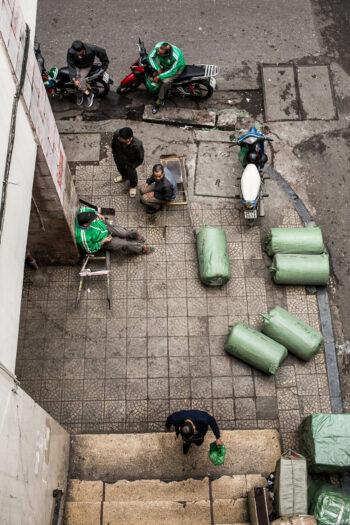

{"left": 49, "top": 67, "right": 59, "bottom": 80}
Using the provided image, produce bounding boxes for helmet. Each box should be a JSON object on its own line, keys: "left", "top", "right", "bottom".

{"left": 49, "top": 67, "right": 59, "bottom": 80}
{"left": 247, "top": 151, "right": 258, "bottom": 163}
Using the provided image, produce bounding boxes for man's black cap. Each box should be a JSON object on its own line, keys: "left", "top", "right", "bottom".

{"left": 68, "top": 40, "right": 85, "bottom": 54}
{"left": 78, "top": 211, "right": 96, "bottom": 225}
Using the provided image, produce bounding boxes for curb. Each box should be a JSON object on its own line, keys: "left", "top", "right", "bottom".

{"left": 266, "top": 166, "right": 343, "bottom": 414}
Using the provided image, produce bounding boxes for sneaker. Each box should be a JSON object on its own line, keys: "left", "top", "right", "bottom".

{"left": 142, "top": 246, "right": 155, "bottom": 255}
{"left": 183, "top": 442, "right": 191, "bottom": 455}
{"left": 146, "top": 206, "right": 162, "bottom": 215}
{"left": 129, "top": 188, "right": 137, "bottom": 198}
{"left": 86, "top": 92, "right": 94, "bottom": 108}
{"left": 76, "top": 93, "right": 84, "bottom": 106}
{"left": 135, "top": 234, "right": 146, "bottom": 243}
{"left": 152, "top": 103, "right": 160, "bottom": 115}
{"left": 114, "top": 176, "right": 124, "bottom": 183}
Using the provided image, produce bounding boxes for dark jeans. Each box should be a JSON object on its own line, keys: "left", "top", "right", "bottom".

{"left": 114, "top": 159, "right": 140, "bottom": 188}
{"left": 100, "top": 223, "right": 143, "bottom": 254}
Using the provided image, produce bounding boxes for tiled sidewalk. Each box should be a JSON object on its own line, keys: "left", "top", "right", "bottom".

{"left": 16, "top": 136, "right": 331, "bottom": 449}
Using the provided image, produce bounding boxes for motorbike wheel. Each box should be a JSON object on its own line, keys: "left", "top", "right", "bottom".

{"left": 117, "top": 82, "right": 140, "bottom": 95}
{"left": 185, "top": 80, "right": 213, "bottom": 100}
{"left": 90, "top": 79, "right": 110, "bottom": 98}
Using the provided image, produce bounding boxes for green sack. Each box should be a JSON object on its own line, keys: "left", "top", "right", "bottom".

{"left": 299, "top": 413, "right": 350, "bottom": 473}
{"left": 145, "top": 75, "right": 161, "bottom": 94}
{"left": 197, "top": 226, "right": 231, "bottom": 286}
{"left": 308, "top": 481, "right": 350, "bottom": 525}
{"left": 269, "top": 253, "right": 329, "bottom": 286}
{"left": 209, "top": 441, "right": 226, "bottom": 466}
{"left": 274, "top": 450, "right": 308, "bottom": 517}
{"left": 224, "top": 322, "right": 287, "bottom": 375}
{"left": 265, "top": 227, "right": 325, "bottom": 257}
{"left": 261, "top": 306, "right": 323, "bottom": 361}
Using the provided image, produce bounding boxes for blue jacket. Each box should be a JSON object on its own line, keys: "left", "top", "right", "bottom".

{"left": 146, "top": 167, "right": 177, "bottom": 201}
{"left": 165, "top": 410, "right": 220, "bottom": 439}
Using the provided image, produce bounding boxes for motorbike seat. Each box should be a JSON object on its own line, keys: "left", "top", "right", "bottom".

{"left": 178, "top": 65, "right": 206, "bottom": 80}
{"left": 58, "top": 67, "right": 70, "bottom": 80}
{"left": 241, "top": 164, "right": 261, "bottom": 201}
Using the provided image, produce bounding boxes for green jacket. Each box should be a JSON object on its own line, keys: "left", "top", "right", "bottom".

{"left": 67, "top": 42, "right": 109, "bottom": 80}
{"left": 148, "top": 42, "right": 185, "bottom": 80}
{"left": 75, "top": 206, "right": 108, "bottom": 253}
{"left": 111, "top": 131, "right": 144, "bottom": 168}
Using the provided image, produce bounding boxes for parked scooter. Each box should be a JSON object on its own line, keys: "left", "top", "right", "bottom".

{"left": 117, "top": 39, "right": 219, "bottom": 100}
{"left": 230, "top": 127, "right": 273, "bottom": 225}
{"left": 34, "top": 42, "right": 113, "bottom": 99}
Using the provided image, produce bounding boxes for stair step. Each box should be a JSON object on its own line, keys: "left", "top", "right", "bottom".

{"left": 64, "top": 500, "right": 251, "bottom": 524}
{"left": 70, "top": 430, "right": 281, "bottom": 482}
{"left": 67, "top": 474, "right": 267, "bottom": 502}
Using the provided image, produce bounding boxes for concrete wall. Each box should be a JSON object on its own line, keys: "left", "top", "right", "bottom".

{"left": 0, "top": 369, "right": 70, "bottom": 525}
{"left": 0, "top": 0, "right": 79, "bottom": 371}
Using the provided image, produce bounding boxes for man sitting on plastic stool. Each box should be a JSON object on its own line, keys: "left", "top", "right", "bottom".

{"left": 75, "top": 206, "right": 154, "bottom": 254}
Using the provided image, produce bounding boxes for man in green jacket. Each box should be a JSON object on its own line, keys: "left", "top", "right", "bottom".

{"left": 148, "top": 42, "right": 185, "bottom": 114}
{"left": 67, "top": 40, "right": 109, "bottom": 107}
{"left": 75, "top": 206, "right": 154, "bottom": 255}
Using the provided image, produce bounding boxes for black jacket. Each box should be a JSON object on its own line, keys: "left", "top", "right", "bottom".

{"left": 67, "top": 42, "right": 109, "bottom": 80}
{"left": 111, "top": 131, "right": 144, "bottom": 168}
{"left": 146, "top": 171, "right": 176, "bottom": 201}
{"left": 165, "top": 410, "right": 220, "bottom": 439}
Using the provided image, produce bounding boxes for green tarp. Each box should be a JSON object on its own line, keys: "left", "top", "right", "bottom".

{"left": 269, "top": 253, "right": 329, "bottom": 286}
{"left": 265, "top": 227, "right": 325, "bottom": 256}
{"left": 274, "top": 450, "right": 308, "bottom": 517}
{"left": 197, "top": 226, "right": 231, "bottom": 286}
{"left": 299, "top": 413, "right": 350, "bottom": 473}
{"left": 261, "top": 306, "right": 323, "bottom": 361}
{"left": 224, "top": 322, "right": 287, "bottom": 375}
{"left": 308, "top": 481, "right": 350, "bottom": 525}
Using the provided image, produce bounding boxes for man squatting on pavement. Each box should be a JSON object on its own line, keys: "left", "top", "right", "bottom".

{"left": 112, "top": 127, "right": 144, "bottom": 198}
{"left": 165, "top": 410, "right": 222, "bottom": 455}
{"left": 75, "top": 206, "right": 154, "bottom": 255}
{"left": 139, "top": 163, "right": 177, "bottom": 214}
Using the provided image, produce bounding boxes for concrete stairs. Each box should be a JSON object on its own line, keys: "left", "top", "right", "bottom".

{"left": 64, "top": 430, "right": 281, "bottom": 524}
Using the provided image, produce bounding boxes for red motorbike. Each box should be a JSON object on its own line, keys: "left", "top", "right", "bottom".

{"left": 117, "top": 39, "right": 219, "bottom": 100}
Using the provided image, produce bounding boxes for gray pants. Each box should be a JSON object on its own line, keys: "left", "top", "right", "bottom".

{"left": 140, "top": 183, "right": 166, "bottom": 210}
{"left": 76, "top": 67, "right": 91, "bottom": 93}
{"left": 101, "top": 223, "right": 143, "bottom": 254}
{"left": 158, "top": 69, "right": 183, "bottom": 100}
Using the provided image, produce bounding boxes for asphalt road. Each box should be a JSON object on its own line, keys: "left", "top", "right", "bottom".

{"left": 35, "top": 0, "right": 350, "bottom": 407}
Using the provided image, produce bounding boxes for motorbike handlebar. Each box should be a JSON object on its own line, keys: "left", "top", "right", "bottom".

{"left": 265, "top": 137, "right": 274, "bottom": 142}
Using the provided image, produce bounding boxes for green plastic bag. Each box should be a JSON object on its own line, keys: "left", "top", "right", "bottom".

{"left": 299, "top": 413, "right": 350, "bottom": 473}
{"left": 209, "top": 441, "right": 226, "bottom": 466}
{"left": 225, "top": 322, "right": 287, "bottom": 375}
{"left": 197, "top": 226, "right": 231, "bottom": 286}
{"left": 261, "top": 306, "right": 323, "bottom": 361}
{"left": 265, "top": 227, "right": 325, "bottom": 256}
{"left": 269, "top": 253, "right": 329, "bottom": 286}
{"left": 308, "top": 481, "right": 350, "bottom": 525}
{"left": 145, "top": 75, "right": 161, "bottom": 94}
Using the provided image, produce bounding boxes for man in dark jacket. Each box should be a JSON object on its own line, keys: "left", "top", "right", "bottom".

{"left": 165, "top": 410, "right": 222, "bottom": 454}
{"left": 112, "top": 127, "right": 144, "bottom": 198}
{"left": 139, "top": 163, "right": 177, "bottom": 214}
{"left": 67, "top": 40, "right": 109, "bottom": 107}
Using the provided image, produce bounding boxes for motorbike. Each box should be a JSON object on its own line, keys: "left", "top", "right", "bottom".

{"left": 230, "top": 126, "right": 273, "bottom": 225}
{"left": 117, "top": 39, "right": 219, "bottom": 100}
{"left": 34, "top": 42, "right": 113, "bottom": 99}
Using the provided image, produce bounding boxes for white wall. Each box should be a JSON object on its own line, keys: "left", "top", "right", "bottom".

{"left": 0, "top": 369, "right": 69, "bottom": 525}
{"left": 19, "top": 0, "right": 38, "bottom": 40}
{"left": 0, "top": 42, "right": 37, "bottom": 373}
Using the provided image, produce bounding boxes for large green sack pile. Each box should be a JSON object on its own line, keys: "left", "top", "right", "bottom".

{"left": 299, "top": 413, "right": 350, "bottom": 473}
{"left": 274, "top": 450, "right": 308, "bottom": 517}
{"left": 224, "top": 322, "right": 287, "bottom": 375}
{"left": 265, "top": 227, "right": 325, "bottom": 256}
{"left": 308, "top": 481, "right": 350, "bottom": 525}
{"left": 269, "top": 253, "right": 329, "bottom": 286}
{"left": 197, "top": 226, "right": 231, "bottom": 286}
{"left": 261, "top": 306, "right": 323, "bottom": 361}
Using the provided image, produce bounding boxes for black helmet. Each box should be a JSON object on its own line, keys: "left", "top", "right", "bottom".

{"left": 247, "top": 151, "right": 258, "bottom": 163}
